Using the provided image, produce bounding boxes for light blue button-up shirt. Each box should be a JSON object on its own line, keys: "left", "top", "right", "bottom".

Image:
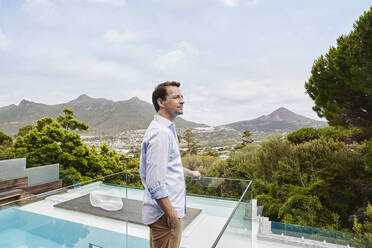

{"left": 139, "top": 114, "right": 186, "bottom": 225}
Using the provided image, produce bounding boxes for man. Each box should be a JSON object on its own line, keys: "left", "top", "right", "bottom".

{"left": 139, "top": 81, "right": 200, "bottom": 248}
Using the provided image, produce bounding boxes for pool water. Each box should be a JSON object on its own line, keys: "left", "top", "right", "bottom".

{"left": 0, "top": 207, "right": 149, "bottom": 248}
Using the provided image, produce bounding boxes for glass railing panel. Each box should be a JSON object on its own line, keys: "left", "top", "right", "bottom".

{"left": 184, "top": 177, "right": 251, "bottom": 248}
{"left": 25, "top": 163, "right": 60, "bottom": 186}
{"left": 271, "top": 221, "right": 371, "bottom": 247}
{"left": 257, "top": 205, "right": 263, "bottom": 216}
{"left": 212, "top": 180, "right": 253, "bottom": 248}
{"left": 0, "top": 158, "right": 26, "bottom": 181}
{"left": 185, "top": 176, "right": 250, "bottom": 200}
{"left": 116, "top": 171, "right": 147, "bottom": 248}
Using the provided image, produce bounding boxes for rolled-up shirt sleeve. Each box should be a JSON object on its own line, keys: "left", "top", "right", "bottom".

{"left": 145, "top": 130, "right": 170, "bottom": 200}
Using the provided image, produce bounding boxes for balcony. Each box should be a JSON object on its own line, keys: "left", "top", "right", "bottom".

{"left": 0, "top": 170, "right": 367, "bottom": 247}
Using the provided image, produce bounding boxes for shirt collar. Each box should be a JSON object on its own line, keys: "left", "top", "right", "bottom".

{"left": 154, "top": 114, "right": 174, "bottom": 128}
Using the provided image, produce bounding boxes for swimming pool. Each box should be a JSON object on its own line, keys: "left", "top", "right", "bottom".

{"left": 0, "top": 207, "right": 149, "bottom": 248}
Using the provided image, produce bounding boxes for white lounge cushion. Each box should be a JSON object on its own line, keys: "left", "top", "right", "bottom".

{"left": 89, "top": 191, "right": 123, "bottom": 211}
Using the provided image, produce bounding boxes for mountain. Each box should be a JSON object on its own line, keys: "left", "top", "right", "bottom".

{"left": 0, "top": 95, "right": 206, "bottom": 136}
{"left": 219, "top": 107, "right": 327, "bottom": 134}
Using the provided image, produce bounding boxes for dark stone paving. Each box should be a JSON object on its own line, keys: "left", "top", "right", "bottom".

{"left": 55, "top": 194, "right": 201, "bottom": 230}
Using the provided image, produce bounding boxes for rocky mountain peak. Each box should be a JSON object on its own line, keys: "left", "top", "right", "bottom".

{"left": 126, "top": 96, "right": 141, "bottom": 103}
{"left": 267, "top": 107, "right": 295, "bottom": 120}
{"left": 75, "top": 94, "right": 92, "bottom": 101}
{"left": 19, "top": 99, "right": 33, "bottom": 106}
{"left": 272, "top": 107, "right": 290, "bottom": 114}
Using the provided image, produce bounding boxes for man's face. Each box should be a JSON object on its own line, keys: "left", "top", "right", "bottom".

{"left": 160, "top": 86, "right": 184, "bottom": 117}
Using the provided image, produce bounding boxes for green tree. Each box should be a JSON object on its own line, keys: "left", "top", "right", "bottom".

{"left": 0, "top": 131, "right": 12, "bottom": 146}
{"left": 360, "top": 139, "right": 372, "bottom": 173}
{"left": 287, "top": 127, "right": 320, "bottom": 144}
{"left": 11, "top": 110, "right": 128, "bottom": 185}
{"left": 305, "top": 7, "right": 372, "bottom": 136}
{"left": 353, "top": 203, "right": 372, "bottom": 247}
{"left": 252, "top": 136, "right": 369, "bottom": 230}
{"left": 183, "top": 129, "right": 198, "bottom": 155}
{"left": 254, "top": 135, "right": 291, "bottom": 181}
{"left": 56, "top": 108, "right": 88, "bottom": 131}
{"left": 242, "top": 130, "right": 254, "bottom": 145}
{"left": 0, "top": 131, "right": 15, "bottom": 160}
{"left": 182, "top": 154, "right": 219, "bottom": 176}
{"left": 235, "top": 130, "right": 254, "bottom": 149}
{"left": 287, "top": 126, "right": 364, "bottom": 144}
{"left": 15, "top": 125, "right": 34, "bottom": 138}
{"left": 201, "top": 149, "right": 220, "bottom": 157}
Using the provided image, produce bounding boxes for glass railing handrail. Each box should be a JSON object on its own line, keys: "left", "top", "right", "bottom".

{"left": 125, "top": 169, "right": 251, "bottom": 182}
{"left": 211, "top": 180, "right": 252, "bottom": 248}
{"left": 186, "top": 175, "right": 251, "bottom": 182}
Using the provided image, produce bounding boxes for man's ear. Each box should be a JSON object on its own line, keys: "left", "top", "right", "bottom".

{"left": 157, "top": 98, "right": 165, "bottom": 109}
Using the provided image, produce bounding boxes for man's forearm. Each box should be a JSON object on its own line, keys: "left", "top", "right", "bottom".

{"left": 183, "top": 167, "right": 193, "bottom": 176}
{"left": 183, "top": 167, "right": 201, "bottom": 178}
{"left": 156, "top": 197, "right": 175, "bottom": 216}
{"left": 156, "top": 196, "right": 178, "bottom": 229}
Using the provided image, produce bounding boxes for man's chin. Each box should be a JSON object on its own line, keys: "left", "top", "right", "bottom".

{"left": 171, "top": 111, "right": 183, "bottom": 118}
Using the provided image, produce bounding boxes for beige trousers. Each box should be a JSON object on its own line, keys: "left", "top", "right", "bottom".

{"left": 149, "top": 215, "right": 182, "bottom": 248}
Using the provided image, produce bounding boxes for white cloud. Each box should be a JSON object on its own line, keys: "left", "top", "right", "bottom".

{"left": 154, "top": 50, "right": 186, "bottom": 71}
{"left": 214, "top": 79, "right": 305, "bottom": 102}
{"left": 245, "top": 0, "right": 260, "bottom": 6}
{"left": 179, "top": 41, "right": 199, "bottom": 57}
{"left": 24, "top": 91, "right": 71, "bottom": 105}
{"left": 103, "top": 29, "right": 143, "bottom": 42}
{"left": 85, "top": 0, "right": 127, "bottom": 6}
{"left": 216, "top": 79, "right": 263, "bottom": 100}
{"left": 0, "top": 57, "right": 142, "bottom": 106}
{"left": 154, "top": 41, "right": 199, "bottom": 71}
{"left": 0, "top": 87, "right": 71, "bottom": 107}
{"left": 221, "top": 0, "right": 238, "bottom": 7}
{"left": 23, "top": 0, "right": 57, "bottom": 16}
{"left": 0, "top": 30, "right": 11, "bottom": 52}
{"left": 53, "top": 57, "right": 141, "bottom": 82}
{"left": 220, "top": 0, "right": 260, "bottom": 8}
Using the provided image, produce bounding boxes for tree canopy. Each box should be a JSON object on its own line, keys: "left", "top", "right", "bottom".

{"left": 182, "top": 129, "right": 198, "bottom": 155}
{"left": 305, "top": 7, "right": 372, "bottom": 136}
{"left": 0, "top": 131, "right": 12, "bottom": 146}
{"left": 9, "top": 108, "right": 134, "bottom": 185}
{"left": 56, "top": 108, "right": 89, "bottom": 131}
{"left": 235, "top": 130, "right": 254, "bottom": 149}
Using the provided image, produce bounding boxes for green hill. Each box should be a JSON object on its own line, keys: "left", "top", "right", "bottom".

{"left": 0, "top": 94, "right": 205, "bottom": 136}
{"left": 220, "top": 107, "right": 327, "bottom": 133}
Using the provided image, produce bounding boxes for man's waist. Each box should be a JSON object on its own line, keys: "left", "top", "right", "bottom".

{"left": 143, "top": 203, "right": 186, "bottom": 216}
{"left": 144, "top": 190, "right": 185, "bottom": 203}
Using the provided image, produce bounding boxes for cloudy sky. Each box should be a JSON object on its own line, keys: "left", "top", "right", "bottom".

{"left": 0, "top": 0, "right": 370, "bottom": 126}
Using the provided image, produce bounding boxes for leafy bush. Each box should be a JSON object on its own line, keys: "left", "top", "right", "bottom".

{"left": 287, "top": 126, "right": 364, "bottom": 144}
